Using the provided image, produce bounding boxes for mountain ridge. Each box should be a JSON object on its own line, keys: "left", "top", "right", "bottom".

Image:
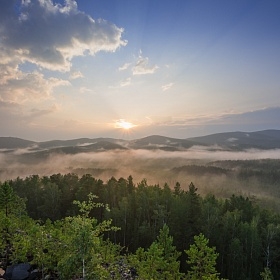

{"left": 1, "top": 129, "right": 280, "bottom": 152}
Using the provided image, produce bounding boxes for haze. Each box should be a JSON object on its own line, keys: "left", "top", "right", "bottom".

{"left": 1, "top": 147, "right": 280, "bottom": 203}
{"left": 1, "top": 0, "right": 280, "bottom": 141}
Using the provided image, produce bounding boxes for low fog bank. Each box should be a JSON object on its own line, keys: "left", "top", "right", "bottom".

{"left": 1, "top": 147, "right": 280, "bottom": 208}
{"left": 1, "top": 147, "right": 280, "bottom": 181}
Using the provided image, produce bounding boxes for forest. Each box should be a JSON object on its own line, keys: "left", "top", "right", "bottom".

{"left": 1, "top": 168, "right": 280, "bottom": 279}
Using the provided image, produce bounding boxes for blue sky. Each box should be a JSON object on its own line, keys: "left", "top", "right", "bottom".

{"left": 1, "top": 0, "right": 280, "bottom": 140}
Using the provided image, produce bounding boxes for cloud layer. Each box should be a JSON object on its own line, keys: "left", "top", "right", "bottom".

{"left": 0, "top": 0, "right": 127, "bottom": 137}
{"left": 0, "top": 0, "right": 127, "bottom": 72}
{"left": 0, "top": 0, "right": 126, "bottom": 103}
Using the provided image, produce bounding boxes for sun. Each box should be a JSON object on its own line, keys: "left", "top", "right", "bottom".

{"left": 115, "top": 119, "right": 136, "bottom": 130}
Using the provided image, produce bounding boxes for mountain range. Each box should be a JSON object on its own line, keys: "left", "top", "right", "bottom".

{"left": 1, "top": 129, "right": 280, "bottom": 154}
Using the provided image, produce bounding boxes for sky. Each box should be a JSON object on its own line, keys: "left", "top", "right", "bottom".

{"left": 1, "top": 0, "right": 280, "bottom": 141}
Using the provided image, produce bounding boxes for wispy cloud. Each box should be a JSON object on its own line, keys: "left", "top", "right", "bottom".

{"left": 120, "top": 77, "right": 131, "bottom": 87}
{"left": 162, "top": 83, "right": 173, "bottom": 91}
{"left": 69, "top": 71, "right": 84, "bottom": 80}
{"left": 118, "top": 63, "right": 131, "bottom": 71}
{"left": 27, "top": 104, "right": 59, "bottom": 119}
{"left": 79, "top": 87, "right": 93, "bottom": 94}
{"left": 132, "top": 55, "right": 158, "bottom": 75}
{"left": 145, "top": 107, "right": 280, "bottom": 128}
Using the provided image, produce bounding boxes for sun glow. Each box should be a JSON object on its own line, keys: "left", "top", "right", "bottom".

{"left": 115, "top": 119, "right": 136, "bottom": 130}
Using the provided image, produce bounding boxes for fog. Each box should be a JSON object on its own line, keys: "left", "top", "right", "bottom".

{"left": 1, "top": 147, "right": 280, "bottom": 202}
{"left": 1, "top": 147, "right": 280, "bottom": 180}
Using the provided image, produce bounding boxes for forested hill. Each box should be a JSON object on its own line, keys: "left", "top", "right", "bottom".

{"left": 1, "top": 129, "right": 280, "bottom": 153}
{"left": 187, "top": 129, "right": 280, "bottom": 150}
{"left": 2, "top": 175, "right": 280, "bottom": 279}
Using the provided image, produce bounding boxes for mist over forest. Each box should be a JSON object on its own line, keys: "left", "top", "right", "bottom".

{"left": 2, "top": 144, "right": 280, "bottom": 211}
{"left": 2, "top": 133, "right": 280, "bottom": 279}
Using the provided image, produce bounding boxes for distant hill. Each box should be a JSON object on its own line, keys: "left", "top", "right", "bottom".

{"left": 1, "top": 129, "right": 280, "bottom": 154}
{"left": 46, "top": 141, "right": 127, "bottom": 154}
{"left": 38, "top": 137, "right": 127, "bottom": 149}
{"left": 187, "top": 130, "right": 280, "bottom": 150}
{"left": 0, "top": 137, "right": 36, "bottom": 149}
{"left": 129, "top": 135, "right": 199, "bottom": 150}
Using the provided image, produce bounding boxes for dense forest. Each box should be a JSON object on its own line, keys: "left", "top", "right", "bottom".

{"left": 1, "top": 172, "right": 280, "bottom": 279}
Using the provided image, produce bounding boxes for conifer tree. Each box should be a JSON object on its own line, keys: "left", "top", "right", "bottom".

{"left": 129, "top": 224, "right": 183, "bottom": 279}
{"left": 0, "top": 182, "right": 16, "bottom": 217}
{"left": 185, "top": 233, "right": 221, "bottom": 280}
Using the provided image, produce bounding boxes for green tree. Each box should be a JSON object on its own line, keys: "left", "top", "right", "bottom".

{"left": 11, "top": 219, "right": 61, "bottom": 278}
{"left": 57, "top": 193, "right": 119, "bottom": 279}
{"left": 0, "top": 181, "right": 27, "bottom": 266}
{"left": 155, "top": 224, "right": 182, "bottom": 278}
{"left": 129, "top": 224, "right": 182, "bottom": 279}
{"left": 185, "top": 233, "right": 221, "bottom": 280}
{"left": 39, "top": 182, "right": 62, "bottom": 221}
{"left": 260, "top": 267, "right": 274, "bottom": 280}
{"left": 0, "top": 182, "right": 17, "bottom": 217}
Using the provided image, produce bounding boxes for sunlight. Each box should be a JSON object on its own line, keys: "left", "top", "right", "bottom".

{"left": 115, "top": 119, "right": 136, "bottom": 130}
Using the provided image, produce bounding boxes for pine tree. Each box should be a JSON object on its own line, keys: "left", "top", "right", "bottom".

{"left": 0, "top": 182, "right": 16, "bottom": 217}
{"left": 185, "top": 233, "right": 221, "bottom": 280}
{"left": 260, "top": 267, "right": 274, "bottom": 280}
{"left": 129, "top": 224, "right": 183, "bottom": 279}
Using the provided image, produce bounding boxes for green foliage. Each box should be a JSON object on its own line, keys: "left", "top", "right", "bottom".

{"left": 5, "top": 173, "right": 280, "bottom": 279}
{"left": 38, "top": 182, "right": 62, "bottom": 220}
{"left": 260, "top": 267, "right": 274, "bottom": 280}
{"left": 0, "top": 182, "right": 16, "bottom": 217}
{"left": 0, "top": 181, "right": 28, "bottom": 266}
{"left": 185, "top": 233, "right": 220, "bottom": 280}
{"left": 11, "top": 219, "right": 61, "bottom": 277}
{"left": 57, "top": 193, "right": 119, "bottom": 279}
{"left": 129, "top": 224, "right": 183, "bottom": 279}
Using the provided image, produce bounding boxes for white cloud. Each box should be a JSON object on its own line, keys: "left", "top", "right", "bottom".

{"left": 0, "top": 0, "right": 127, "bottom": 119}
{"left": 69, "top": 71, "right": 84, "bottom": 80}
{"left": 118, "top": 63, "right": 131, "bottom": 71}
{"left": 79, "top": 87, "right": 93, "bottom": 94}
{"left": 132, "top": 55, "right": 158, "bottom": 75}
{"left": 162, "top": 83, "right": 173, "bottom": 91}
{"left": 120, "top": 77, "right": 131, "bottom": 87}
{"left": 0, "top": 64, "right": 70, "bottom": 104}
{"left": 0, "top": 0, "right": 127, "bottom": 72}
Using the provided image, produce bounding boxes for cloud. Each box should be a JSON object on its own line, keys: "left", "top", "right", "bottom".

{"left": 0, "top": 102, "right": 58, "bottom": 123}
{"left": 132, "top": 55, "right": 158, "bottom": 75}
{"left": 27, "top": 104, "right": 59, "bottom": 119}
{"left": 79, "top": 87, "right": 93, "bottom": 94}
{"left": 0, "top": 0, "right": 126, "bottom": 120}
{"left": 0, "top": 100, "right": 60, "bottom": 139}
{"left": 146, "top": 107, "right": 280, "bottom": 129}
{"left": 69, "top": 71, "right": 84, "bottom": 80}
{"left": 162, "top": 83, "right": 173, "bottom": 91}
{"left": 140, "top": 107, "right": 280, "bottom": 139}
{"left": 120, "top": 77, "right": 131, "bottom": 87}
{"left": 118, "top": 63, "right": 131, "bottom": 71}
{"left": 108, "top": 77, "right": 132, "bottom": 89}
{"left": 0, "top": 64, "right": 70, "bottom": 103}
{"left": 219, "top": 107, "right": 280, "bottom": 126}
{"left": 0, "top": 0, "right": 127, "bottom": 72}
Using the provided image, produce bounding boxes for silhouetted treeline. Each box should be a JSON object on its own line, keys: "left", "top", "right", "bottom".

{"left": 5, "top": 173, "right": 280, "bottom": 279}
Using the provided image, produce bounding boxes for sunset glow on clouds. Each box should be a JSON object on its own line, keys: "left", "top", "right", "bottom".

{"left": 1, "top": 0, "right": 280, "bottom": 140}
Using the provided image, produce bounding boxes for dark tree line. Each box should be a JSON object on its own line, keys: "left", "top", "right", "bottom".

{"left": 2, "top": 173, "right": 280, "bottom": 279}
